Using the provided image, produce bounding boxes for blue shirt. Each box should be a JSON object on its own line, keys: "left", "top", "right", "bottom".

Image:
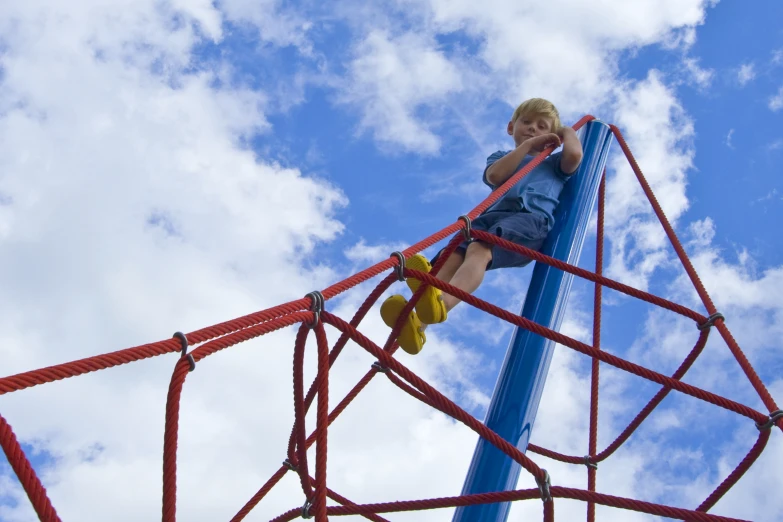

{"left": 482, "top": 150, "right": 571, "bottom": 230}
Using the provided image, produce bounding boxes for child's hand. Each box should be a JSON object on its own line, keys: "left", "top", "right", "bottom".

{"left": 556, "top": 126, "right": 583, "bottom": 174}
{"left": 556, "top": 126, "right": 576, "bottom": 139}
{"left": 524, "top": 133, "right": 561, "bottom": 152}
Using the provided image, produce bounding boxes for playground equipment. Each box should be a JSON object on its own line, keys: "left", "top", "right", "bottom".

{"left": 1, "top": 116, "right": 780, "bottom": 522}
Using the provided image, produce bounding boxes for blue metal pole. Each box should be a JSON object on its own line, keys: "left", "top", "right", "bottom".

{"left": 452, "top": 120, "right": 613, "bottom": 522}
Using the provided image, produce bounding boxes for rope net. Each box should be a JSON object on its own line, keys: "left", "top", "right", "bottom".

{"left": 1, "top": 116, "right": 780, "bottom": 522}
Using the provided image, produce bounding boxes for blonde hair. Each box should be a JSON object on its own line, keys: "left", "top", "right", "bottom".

{"left": 511, "top": 98, "right": 561, "bottom": 132}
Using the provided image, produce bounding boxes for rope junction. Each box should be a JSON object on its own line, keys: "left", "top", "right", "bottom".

{"left": 0, "top": 116, "right": 780, "bottom": 521}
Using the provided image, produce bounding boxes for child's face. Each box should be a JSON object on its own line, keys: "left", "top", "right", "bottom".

{"left": 507, "top": 113, "right": 554, "bottom": 150}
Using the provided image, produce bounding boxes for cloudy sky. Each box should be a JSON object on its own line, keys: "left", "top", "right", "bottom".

{"left": 1, "top": 0, "right": 782, "bottom": 521}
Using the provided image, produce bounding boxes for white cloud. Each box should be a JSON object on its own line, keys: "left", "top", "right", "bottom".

{"left": 604, "top": 70, "right": 694, "bottom": 290}
{"left": 326, "top": 2, "right": 780, "bottom": 518}
{"left": 2, "top": 2, "right": 779, "bottom": 521}
{"left": 0, "top": 4, "right": 507, "bottom": 519}
{"left": 616, "top": 216, "right": 783, "bottom": 518}
{"left": 753, "top": 188, "right": 782, "bottom": 205}
{"left": 344, "top": 238, "right": 409, "bottom": 264}
{"left": 0, "top": 2, "right": 351, "bottom": 520}
{"left": 769, "top": 86, "right": 783, "bottom": 112}
{"left": 502, "top": 289, "right": 693, "bottom": 521}
{"left": 661, "top": 25, "right": 698, "bottom": 50}
{"left": 706, "top": 379, "right": 783, "bottom": 521}
{"left": 336, "top": 0, "right": 716, "bottom": 154}
{"left": 564, "top": 60, "right": 782, "bottom": 518}
{"left": 682, "top": 243, "right": 783, "bottom": 316}
{"left": 682, "top": 57, "right": 714, "bottom": 89}
{"left": 688, "top": 217, "right": 716, "bottom": 247}
{"left": 726, "top": 128, "right": 735, "bottom": 148}
{"left": 219, "top": 0, "right": 314, "bottom": 52}
{"left": 737, "top": 62, "right": 756, "bottom": 85}
{"left": 551, "top": 211, "right": 783, "bottom": 520}
{"left": 339, "top": 30, "right": 464, "bottom": 154}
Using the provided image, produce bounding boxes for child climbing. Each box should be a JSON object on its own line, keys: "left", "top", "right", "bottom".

{"left": 381, "top": 98, "right": 584, "bottom": 355}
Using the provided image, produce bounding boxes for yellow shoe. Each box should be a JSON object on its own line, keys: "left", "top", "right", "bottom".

{"left": 380, "top": 294, "right": 426, "bottom": 355}
{"left": 405, "top": 254, "right": 447, "bottom": 325}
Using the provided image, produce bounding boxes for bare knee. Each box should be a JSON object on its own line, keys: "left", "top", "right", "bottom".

{"left": 436, "top": 248, "right": 465, "bottom": 283}
{"left": 465, "top": 241, "right": 492, "bottom": 264}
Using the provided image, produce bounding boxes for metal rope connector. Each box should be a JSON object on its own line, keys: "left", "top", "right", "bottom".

{"left": 536, "top": 469, "right": 552, "bottom": 503}
{"left": 390, "top": 251, "right": 406, "bottom": 282}
{"left": 458, "top": 215, "right": 472, "bottom": 242}
{"left": 583, "top": 455, "right": 597, "bottom": 470}
{"left": 697, "top": 312, "right": 724, "bottom": 331}
{"left": 756, "top": 410, "right": 783, "bottom": 431}
{"left": 301, "top": 499, "right": 313, "bottom": 519}
{"left": 173, "top": 331, "right": 196, "bottom": 372}
{"left": 305, "top": 291, "right": 324, "bottom": 329}
{"left": 371, "top": 361, "right": 389, "bottom": 373}
{"left": 282, "top": 459, "right": 297, "bottom": 472}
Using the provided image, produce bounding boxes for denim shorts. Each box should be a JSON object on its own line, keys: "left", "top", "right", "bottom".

{"left": 432, "top": 210, "right": 549, "bottom": 270}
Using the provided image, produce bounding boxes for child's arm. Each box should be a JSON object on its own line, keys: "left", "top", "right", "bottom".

{"left": 557, "top": 126, "right": 583, "bottom": 175}
{"left": 485, "top": 133, "right": 561, "bottom": 187}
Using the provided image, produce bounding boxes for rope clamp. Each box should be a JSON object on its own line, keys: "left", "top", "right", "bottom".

{"left": 301, "top": 499, "right": 313, "bottom": 519}
{"left": 583, "top": 455, "right": 597, "bottom": 470}
{"left": 305, "top": 291, "right": 324, "bottom": 329}
{"left": 391, "top": 251, "right": 406, "bottom": 282}
{"left": 458, "top": 215, "right": 472, "bottom": 242}
{"left": 173, "top": 331, "right": 196, "bottom": 372}
{"left": 756, "top": 410, "right": 783, "bottom": 431}
{"left": 536, "top": 469, "right": 552, "bottom": 503}
{"left": 697, "top": 312, "right": 724, "bottom": 331}
{"left": 371, "top": 361, "right": 389, "bottom": 373}
{"left": 282, "top": 459, "right": 298, "bottom": 472}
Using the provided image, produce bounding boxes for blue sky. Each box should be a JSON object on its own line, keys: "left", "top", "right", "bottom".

{"left": 0, "top": 1, "right": 782, "bottom": 521}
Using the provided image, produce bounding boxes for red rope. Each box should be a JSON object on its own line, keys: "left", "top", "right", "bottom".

{"left": 318, "top": 480, "right": 391, "bottom": 522}
{"left": 230, "top": 466, "right": 287, "bottom": 522}
{"left": 270, "top": 487, "right": 748, "bottom": 521}
{"left": 301, "top": 276, "right": 394, "bottom": 414}
{"left": 291, "top": 324, "right": 314, "bottom": 499}
{"left": 312, "top": 322, "right": 330, "bottom": 521}
{"left": 162, "top": 312, "right": 311, "bottom": 522}
{"left": 696, "top": 429, "right": 770, "bottom": 512}
{"left": 527, "top": 327, "right": 711, "bottom": 466}
{"left": 0, "top": 415, "right": 61, "bottom": 522}
{"left": 407, "top": 262, "right": 767, "bottom": 423}
{"left": 1, "top": 116, "right": 778, "bottom": 522}
{"left": 594, "top": 328, "right": 710, "bottom": 462}
{"left": 321, "top": 311, "right": 548, "bottom": 483}
{"left": 609, "top": 125, "right": 781, "bottom": 426}
{"left": 242, "top": 293, "right": 407, "bottom": 521}
{"left": 477, "top": 231, "right": 703, "bottom": 321}
{"left": 587, "top": 172, "right": 605, "bottom": 522}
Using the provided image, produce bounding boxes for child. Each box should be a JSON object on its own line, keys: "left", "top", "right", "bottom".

{"left": 381, "top": 98, "right": 583, "bottom": 354}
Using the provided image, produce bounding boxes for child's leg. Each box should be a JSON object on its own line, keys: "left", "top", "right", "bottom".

{"left": 440, "top": 241, "right": 492, "bottom": 312}
{"left": 383, "top": 243, "right": 490, "bottom": 353}
{"left": 405, "top": 249, "right": 464, "bottom": 325}
{"left": 433, "top": 248, "right": 464, "bottom": 285}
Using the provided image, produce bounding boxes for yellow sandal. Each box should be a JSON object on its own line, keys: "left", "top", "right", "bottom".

{"left": 405, "top": 254, "right": 447, "bottom": 324}
{"left": 380, "top": 294, "right": 426, "bottom": 355}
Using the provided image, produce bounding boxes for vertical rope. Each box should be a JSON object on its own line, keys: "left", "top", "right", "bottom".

{"left": 292, "top": 324, "right": 314, "bottom": 499}
{"left": 162, "top": 359, "right": 192, "bottom": 522}
{"left": 587, "top": 173, "right": 605, "bottom": 522}
{"left": 313, "top": 322, "right": 330, "bottom": 521}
